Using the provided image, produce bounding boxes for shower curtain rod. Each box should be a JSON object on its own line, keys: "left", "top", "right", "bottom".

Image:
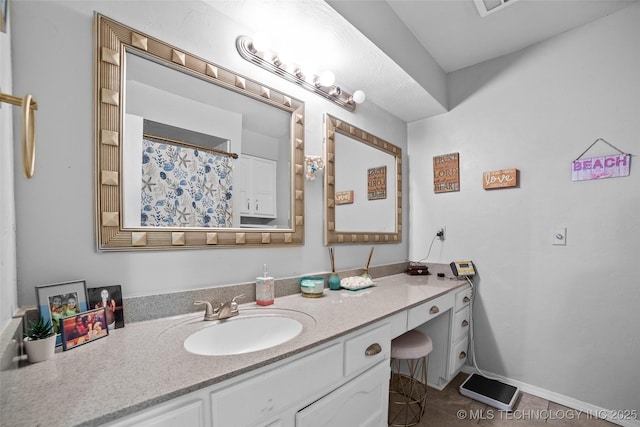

{"left": 142, "top": 133, "right": 239, "bottom": 159}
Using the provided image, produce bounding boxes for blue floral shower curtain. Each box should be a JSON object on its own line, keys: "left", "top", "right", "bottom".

{"left": 140, "top": 138, "right": 233, "bottom": 227}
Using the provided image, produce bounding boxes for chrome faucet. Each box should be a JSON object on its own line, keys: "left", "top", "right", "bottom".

{"left": 194, "top": 294, "right": 245, "bottom": 321}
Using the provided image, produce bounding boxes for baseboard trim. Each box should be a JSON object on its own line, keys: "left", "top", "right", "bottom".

{"left": 460, "top": 366, "right": 640, "bottom": 427}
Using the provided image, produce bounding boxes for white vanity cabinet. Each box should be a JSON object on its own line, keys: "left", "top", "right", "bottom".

{"left": 237, "top": 155, "right": 277, "bottom": 218}
{"left": 98, "top": 283, "right": 471, "bottom": 427}
{"left": 103, "top": 320, "right": 392, "bottom": 427}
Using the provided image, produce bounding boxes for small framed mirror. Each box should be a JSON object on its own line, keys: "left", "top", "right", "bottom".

{"left": 95, "top": 15, "right": 305, "bottom": 250}
{"left": 324, "top": 114, "right": 402, "bottom": 244}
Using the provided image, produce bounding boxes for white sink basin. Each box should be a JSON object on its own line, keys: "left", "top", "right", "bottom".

{"left": 184, "top": 315, "right": 303, "bottom": 356}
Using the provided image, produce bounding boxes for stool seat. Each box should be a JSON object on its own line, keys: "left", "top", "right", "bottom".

{"left": 391, "top": 330, "right": 433, "bottom": 360}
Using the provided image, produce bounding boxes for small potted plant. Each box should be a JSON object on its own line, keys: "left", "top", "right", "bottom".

{"left": 23, "top": 317, "right": 56, "bottom": 363}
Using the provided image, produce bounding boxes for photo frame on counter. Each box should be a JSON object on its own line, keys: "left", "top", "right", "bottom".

{"left": 60, "top": 307, "right": 109, "bottom": 350}
{"left": 87, "top": 285, "right": 125, "bottom": 329}
{"left": 36, "top": 280, "right": 89, "bottom": 346}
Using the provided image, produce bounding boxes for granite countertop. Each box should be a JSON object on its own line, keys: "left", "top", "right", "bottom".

{"left": 0, "top": 272, "right": 466, "bottom": 427}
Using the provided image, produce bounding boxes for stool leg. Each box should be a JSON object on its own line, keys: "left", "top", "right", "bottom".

{"left": 388, "top": 356, "right": 428, "bottom": 427}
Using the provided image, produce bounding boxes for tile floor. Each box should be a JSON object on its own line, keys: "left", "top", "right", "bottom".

{"left": 390, "top": 373, "right": 615, "bottom": 426}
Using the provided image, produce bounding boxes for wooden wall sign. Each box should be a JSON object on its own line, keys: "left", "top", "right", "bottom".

{"left": 571, "top": 154, "right": 630, "bottom": 181}
{"left": 433, "top": 152, "right": 459, "bottom": 193}
{"left": 483, "top": 168, "right": 518, "bottom": 189}
{"left": 335, "top": 190, "right": 354, "bottom": 205}
{"left": 367, "top": 166, "right": 387, "bottom": 200}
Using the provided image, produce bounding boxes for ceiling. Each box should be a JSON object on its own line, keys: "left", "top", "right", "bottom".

{"left": 206, "top": 0, "right": 637, "bottom": 122}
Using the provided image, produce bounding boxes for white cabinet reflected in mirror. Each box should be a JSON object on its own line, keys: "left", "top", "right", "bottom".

{"left": 324, "top": 115, "right": 402, "bottom": 244}
{"left": 95, "top": 15, "right": 305, "bottom": 250}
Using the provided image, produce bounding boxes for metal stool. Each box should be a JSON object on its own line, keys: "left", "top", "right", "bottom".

{"left": 388, "top": 330, "right": 433, "bottom": 427}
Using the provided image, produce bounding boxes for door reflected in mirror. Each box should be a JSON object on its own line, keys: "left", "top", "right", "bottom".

{"left": 324, "top": 115, "right": 402, "bottom": 244}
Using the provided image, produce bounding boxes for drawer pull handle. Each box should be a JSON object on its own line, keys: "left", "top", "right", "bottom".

{"left": 365, "top": 343, "right": 382, "bottom": 356}
{"left": 429, "top": 306, "right": 440, "bottom": 314}
{"left": 461, "top": 320, "right": 469, "bottom": 327}
{"left": 459, "top": 351, "right": 467, "bottom": 359}
{"left": 463, "top": 296, "right": 470, "bottom": 303}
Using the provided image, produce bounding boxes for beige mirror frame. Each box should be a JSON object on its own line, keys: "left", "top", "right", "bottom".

{"left": 324, "top": 114, "right": 402, "bottom": 244}
{"left": 95, "top": 15, "right": 305, "bottom": 250}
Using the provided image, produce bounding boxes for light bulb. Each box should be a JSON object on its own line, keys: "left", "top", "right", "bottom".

{"left": 351, "top": 90, "right": 366, "bottom": 104}
{"left": 251, "top": 33, "right": 271, "bottom": 53}
{"left": 316, "top": 70, "right": 335, "bottom": 87}
{"left": 277, "top": 46, "right": 294, "bottom": 66}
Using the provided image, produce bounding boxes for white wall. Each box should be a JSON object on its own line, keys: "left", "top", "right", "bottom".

{"left": 335, "top": 132, "right": 396, "bottom": 232}
{"left": 0, "top": 5, "right": 18, "bottom": 331}
{"left": 409, "top": 4, "right": 640, "bottom": 414}
{"left": 9, "top": 1, "right": 408, "bottom": 307}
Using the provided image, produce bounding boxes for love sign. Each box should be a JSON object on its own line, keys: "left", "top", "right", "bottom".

{"left": 483, "top": 168, "right": 518, "bottom": 189}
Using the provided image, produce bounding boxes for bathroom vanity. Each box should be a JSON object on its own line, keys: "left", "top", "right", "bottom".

{"left": 0, "top": 273, "right": 469, "bottom": 427}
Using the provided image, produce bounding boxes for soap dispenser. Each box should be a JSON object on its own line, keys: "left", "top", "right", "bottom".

{"left": 256, "top": 264, "right": 274, "bottom": 306}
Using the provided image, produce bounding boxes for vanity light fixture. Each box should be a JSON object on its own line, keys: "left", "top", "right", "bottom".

{"left": 236, "top": 35, "right": 365, "bottom": 112}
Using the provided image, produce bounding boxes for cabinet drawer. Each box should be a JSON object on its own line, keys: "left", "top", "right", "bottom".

{"left": 407, "top": 292, "right": 453, "bottom": 330}
{"left": 454, "top": 286, "right": 472, "bottom": 310}
{"left": 344, "top": 323, "right": 391, "bottom": 377}
{"left": 452, "top": 308, "right": 470, "bottom": 343}
{"left": 448, "top": 337, "right": 469, "bottom": 377}
{"left": 212, "top": 343, "right": 342, "bottom": 427}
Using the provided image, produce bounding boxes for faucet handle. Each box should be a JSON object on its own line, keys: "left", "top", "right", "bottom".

{"left": 231, "top": 294, "right": 246, "bottom": 303}
{"left": 230, "top": 294, "right": 245, "bottom": 313}
{"left": 194, "top": 301, "right": 216, "bottom": 321}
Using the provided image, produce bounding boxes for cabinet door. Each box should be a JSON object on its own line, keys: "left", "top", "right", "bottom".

{"left": 236, "top": 156, "right": 276, "bottom": 218}
{"left": 212, "top": 344, "right": 342, "bottom": 427}
{"left": 295, "top": 362, "right": 389, "bottom": 427}
{"left": 236, "top": 157, "right": 251, "bottom": 215}
{"left": 252, "top": 157, "right": 276, "bottom": 217}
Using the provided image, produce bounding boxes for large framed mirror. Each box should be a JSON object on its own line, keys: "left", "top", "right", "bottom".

{"left": 95, "top": 15, "right": 304, "bottom": 250}
{"left": 324, "top": 114, "right": 402, "bottom": 244}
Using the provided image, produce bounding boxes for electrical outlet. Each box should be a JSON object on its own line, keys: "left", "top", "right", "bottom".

{"left": 437, "top": 226, "right": 446, "bottom": 240}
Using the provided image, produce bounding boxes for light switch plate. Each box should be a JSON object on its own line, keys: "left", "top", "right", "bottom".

{"left": 553, "top": 227, "right": 567, "bottom": 246}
